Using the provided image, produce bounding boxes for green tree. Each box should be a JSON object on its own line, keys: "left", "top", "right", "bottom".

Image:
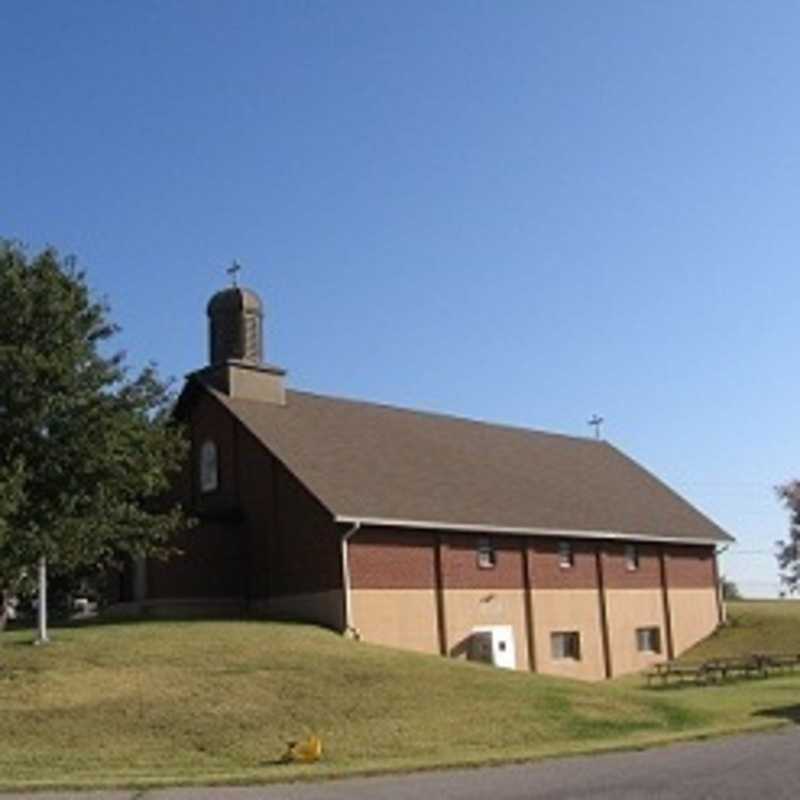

{"left": 720, "top": 575, "right": 741, "bottom": 601}
{"left": 0, "top": 461, "right": 25, "bottom": 629}
{"left": 0, "top": 242, "right": 189, "bottom": 635}
{"left": 776, "top": 481, "right": 800, "bottom": 595}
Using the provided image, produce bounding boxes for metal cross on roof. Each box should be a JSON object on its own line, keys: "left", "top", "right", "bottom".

{"left": 588, "top": 414, "right": 604, "bottom": 440}
{"left": 226, "top": 260, "right": 242, "bottom": 287}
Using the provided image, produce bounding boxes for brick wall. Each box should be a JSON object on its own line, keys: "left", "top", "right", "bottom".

{"left": 190, "top": 390, "right": 239, "bottom": 515}
{"left": 349, "top": 528, "right": 436, "bottom": 590}
{"left": 147, "top": 520, "right": 247, "bottom": 598}
{"left": 148, "top": 391, "right": 245, "bottom": 599}
{"left": 441, "top": 534, "right": 524, "bottom": 590}
{"left": 528, "top": 538, "right": 598, "bottom": 590}
{"left": 601, "top": 543, "right": 661, "bottom": 589}
{"left": 664, "top": 545, "right": 716, "bottom": 589}
{"left": 270, "top": 454, "right": 343, "bottom": 595}
{"left": 349, "top": 530, "right": 717, "bottom": 594}
{"left": 148, "top": 388, "right": 343, "bottom": 603}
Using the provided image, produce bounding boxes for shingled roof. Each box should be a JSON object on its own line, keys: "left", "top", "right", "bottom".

{"left": 204, "top": 383, "right": 732, "bottom": 545}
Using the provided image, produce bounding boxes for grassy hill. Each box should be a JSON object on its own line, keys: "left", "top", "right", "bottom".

{"left": 684, "top": 600, "right": 800, "bottom": 660}
{"left": 1, "top": 601, "right": 799, "bottom": 791}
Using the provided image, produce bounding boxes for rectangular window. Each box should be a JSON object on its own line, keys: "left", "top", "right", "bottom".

{"left": 558, "top": 540, "right": 574, "bottom": 568}
{"left": 625, "top": 544, "right": 640, "bottom": 571}
{"left": 477, "top": 538, "right": 496, "bottom": 569}
{"left": 551, "top": 631, "right": 581, "bottom": 660}
{"left": 636, "top": 627, "right": 661, "bottom": 653}
{"left": 199, "top": 440, "right": 219, "bottom": 494}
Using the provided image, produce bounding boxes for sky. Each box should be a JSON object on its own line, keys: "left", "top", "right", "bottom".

{"left": 2, "top": 1, "right": 798, "bottom": 596}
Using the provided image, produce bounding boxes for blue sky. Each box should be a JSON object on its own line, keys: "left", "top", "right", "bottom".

{"left": 3, "top": 1, "right": 798, "bottom": 596}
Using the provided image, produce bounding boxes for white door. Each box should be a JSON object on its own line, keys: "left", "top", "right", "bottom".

{"left": 472, "top": 625, "right": 516, "bottom": 670}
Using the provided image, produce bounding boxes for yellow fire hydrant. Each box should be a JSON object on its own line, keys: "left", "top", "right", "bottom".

{"left": 281, "top": 735, "right": 323, "bottom": 763}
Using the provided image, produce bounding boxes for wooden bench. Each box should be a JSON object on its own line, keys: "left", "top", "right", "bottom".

{"left": 645, "top": 661, "right": 709, "bottom": 686}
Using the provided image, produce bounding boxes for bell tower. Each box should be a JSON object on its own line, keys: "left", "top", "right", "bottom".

{"left": 207, "top": 286, "right": 263, "bottom": 365}
{"left": 195, "top": 266, "right": 286, "bottom": 404}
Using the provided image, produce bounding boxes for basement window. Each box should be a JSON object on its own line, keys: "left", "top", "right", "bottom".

{"left": 625, "top": 544, "right": 640, "bottom": 571}
{"left": 551, "top": 631, "right": 581, "bottom": 661}
{"left": 558, "top": 540, "right": 574, "bottom": 569}
{"left": 199, "top": 440, "right": 219, "bottom": 493}
{"left": 477, "top": 538, "right": 497, "bottom": 569}
{"left": 636, "top": 627, "right": 661, "bottom": 654}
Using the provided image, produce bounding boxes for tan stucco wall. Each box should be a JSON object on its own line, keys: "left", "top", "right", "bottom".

{"left": 604, "top": 589, "right": 667, "bottom": 677}
{"left": 263, "top": 590, "right": 345, "bottom": 631}
{"left": 348, "top": 585, "right": 719, "bottom": 679}
{"left": 442, "top": 589, "right": 530, "bottom": 670}
{"left": 669, "top": 587, "right": 719, "bottom": 655}
{"left": 350, "top": 589, "right": 440, "bottom": 655}
{"left": 531, "top": 589, "right": 606, "bottom": 681}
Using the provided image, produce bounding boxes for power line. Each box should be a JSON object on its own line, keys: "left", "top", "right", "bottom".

{"left": 673, "top": 482, "right": 776, "bottom": 488}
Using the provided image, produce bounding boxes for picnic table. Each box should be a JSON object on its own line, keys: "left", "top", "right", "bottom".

{"left": 703, "top": 656, "right": 766, "bottom": 681}
{"left": 645, "top": 661, "right": 709, "bottom": 686}
{"left": 754, "top": 652, "right": 800, "bottom": 673}
{"left": 645, "top": 652, "right": 800, "bottom": 687}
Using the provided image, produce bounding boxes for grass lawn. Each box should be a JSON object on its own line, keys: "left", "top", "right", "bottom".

{"left": 684, "top": 599, "right": 800, "bottom": 660}
{"left": 0, "top": 600, "right": 799, "bottom": 791}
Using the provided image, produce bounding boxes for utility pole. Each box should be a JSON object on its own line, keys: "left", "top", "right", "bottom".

{"left": 588, "top": 414, "right": 604, "bottom": 440}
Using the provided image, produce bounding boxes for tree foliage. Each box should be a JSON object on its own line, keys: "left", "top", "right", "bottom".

{"left": 0, "top": 242, "right": 189, "bottom": 622}
{"left": 776, "top": 481, "right": 800, "bottom": 595}
{"left": 0, "top": 461, "right": 25, "bottom": 625}
{"left": 720, "top": 575, "right": 741, "bottom": 601}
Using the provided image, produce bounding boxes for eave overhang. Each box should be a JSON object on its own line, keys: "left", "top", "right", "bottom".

{"left": 334, "top": 514, "right": 732, "bottom": 547}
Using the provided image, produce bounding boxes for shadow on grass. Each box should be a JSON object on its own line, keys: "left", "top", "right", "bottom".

{"left": 641, "top": 673, "right": 778, "bottom": 692}
{"left": 3, "top": 613, "right": 333, "bottom": 638}
{"left": 754, "top": 705, "right": 800, "bottom": 725}
{"left": 641, "top": 679, "right": 734, "bottom": 692}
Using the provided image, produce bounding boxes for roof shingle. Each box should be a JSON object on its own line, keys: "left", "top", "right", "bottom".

{"left": 207, "top": 385, "right": 732, "bottom": 545}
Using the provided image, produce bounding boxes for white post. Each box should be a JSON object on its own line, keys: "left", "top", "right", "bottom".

{"left": 340, "top": 522, "right": 361, "bottom": 636}
{"left": 36, "top": 556, "right": 49, "bottom": 645}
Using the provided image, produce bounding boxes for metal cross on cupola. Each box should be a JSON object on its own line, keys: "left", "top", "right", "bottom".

{"left": 226, "top": 260, "right": 242, "bottom": 287}
{"left": 588, "top": 414, "right": 604, "bottom": 440}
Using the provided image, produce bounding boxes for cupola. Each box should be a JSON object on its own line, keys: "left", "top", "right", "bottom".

{"left": 194, "top": 269, "right": 286, "bottom": 405}
{"left": 207, "top": 286, "right": 263, "bottom": 365}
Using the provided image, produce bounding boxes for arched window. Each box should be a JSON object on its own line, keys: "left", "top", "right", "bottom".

{"left": 199, "top": 440, "right": 219, "bottom": 493}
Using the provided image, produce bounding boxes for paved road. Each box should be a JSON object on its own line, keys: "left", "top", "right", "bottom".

{"left": 6, "top": 727, "right": 800, "bottom": 800}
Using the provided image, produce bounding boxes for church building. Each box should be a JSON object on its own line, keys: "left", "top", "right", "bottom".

{"left": 128, "top": 282, "right": 732, "bottom": 680}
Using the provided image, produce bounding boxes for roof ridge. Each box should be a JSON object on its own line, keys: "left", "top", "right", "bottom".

{"left": 284, "top": 387, "right": 605, "bottom": 447}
